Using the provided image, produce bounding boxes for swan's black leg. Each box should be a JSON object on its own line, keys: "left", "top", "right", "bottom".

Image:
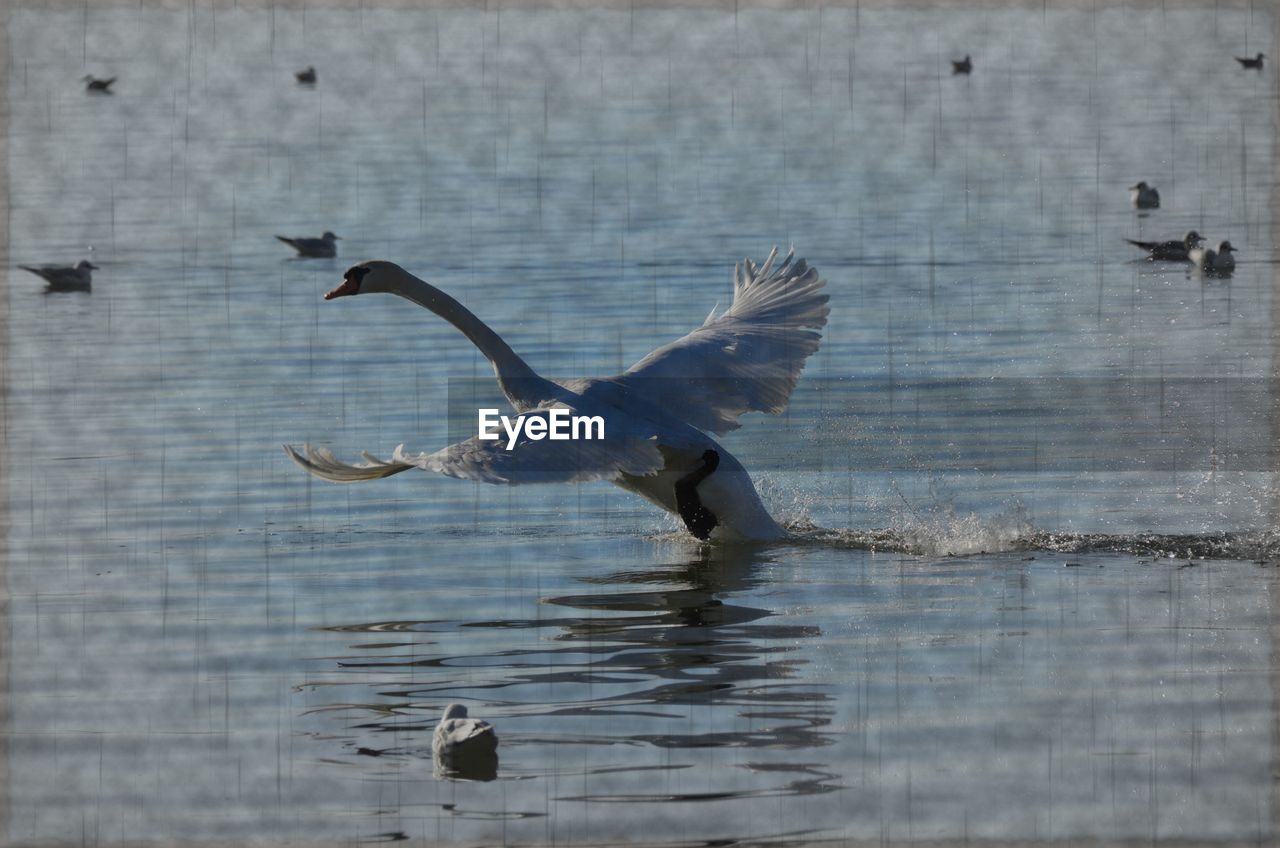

{"left": 674, "top": 450, "right": 720, "bottom": 540}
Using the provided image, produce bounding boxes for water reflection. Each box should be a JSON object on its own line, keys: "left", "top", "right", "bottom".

{"left": 316, "top": 546, "right": 838, "bottom": 800}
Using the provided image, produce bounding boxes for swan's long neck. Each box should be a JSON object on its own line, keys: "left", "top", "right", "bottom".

{"left": 384, "top": 270, "right": 547, "bottom": 407}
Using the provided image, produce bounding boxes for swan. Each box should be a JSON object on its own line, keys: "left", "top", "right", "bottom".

{"left": 952, "top": 55, "right": 972, "bottom": 75}
{"left": 1189, "top": 240, "right": 1236, "bottom": 275}
{"left": 1128, "top": 181, "right": 1160, "bottom": 210}
{"left": 284, "top": 248, "right": 829, "bottom": 541}
{"left": 1124, "top": 230, "right": 1203, "bottom": 261}
{"left": 19, "top": 260, "right": 97, "bottom": 291}
{"left": 276, "top": 231, "right": 339, "bottom": 258}
{"left": 433, "top": 704, "right": 498, "bottom": 780}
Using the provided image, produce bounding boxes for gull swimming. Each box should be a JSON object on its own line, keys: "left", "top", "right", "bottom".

{"left": 19, "top": 260, "right": 97, "bottom": 291}
{"left": 276, "top": 231, "right": 339, "bottom": 258}
{"left": 952, "top": 55, "right": 972, "bottom": 75}
{"left": 1129, "top": 181, "right": 1160, "bottom": 210}
{"left": 1124, "top": 231, "right": 1203, "bottom": 261}
{"left": 1236, "top": 53, "right": 1264, "bottom": 70}
{"left": 1189, "top": 240, "right": 1236, "bottom": 275}
{"left": 284, "top": 248, "right": 829, "bottom": 541}
{"left": 82, "top": 75, "right": 115, "bottom": 93}
{"left": 295, "top": 66, "right": 317, "bottom": 84}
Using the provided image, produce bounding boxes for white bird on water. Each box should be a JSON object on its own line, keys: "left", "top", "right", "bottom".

{"left": 1128, "top": 181, "right": 1160, "bottom": 210}
{"left": 19, "top": 260, "right": 97, "bottom": 291}
{"left": 284, "top": 248, "right": 829, "bottom": 541}
{"left": 276, "top": 231, "right": 339, "bottom": 258}
{"left": 1189, "top": 240, "right": 1236, "bottom": 275}
{"left": 433, "top": 704, "right": 498, "bottom": 758}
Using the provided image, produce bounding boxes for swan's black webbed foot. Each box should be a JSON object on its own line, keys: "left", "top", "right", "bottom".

{"left": 674, "top": 449, "right": 720, "bottom": 540}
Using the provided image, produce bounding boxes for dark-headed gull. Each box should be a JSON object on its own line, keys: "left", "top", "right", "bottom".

{"left": 1236, "top": 53, "right": 1264, "bottom": 70}
{"left": 276, "top": 231, "right": 339, "bottom": 258}
{"left": 1189, "top": 240, "right": 1236, "bottom": 275}
{"left": 295, "top": 66, "right": 317, "bottom": 84}
{"left": 82, "top": 75, "right": 115, "bottom": 93}
{"left": 1124, "top": 231, "right": 1203, "bottom": 261}
{"left": 20, "top": 260, "right": 97, "bottom": 291}
{"left": 952, "top": 55, "right": 972, "bottom": 75}
{"left": 1128, "top": 181, "right": 1160, "bottom": 210}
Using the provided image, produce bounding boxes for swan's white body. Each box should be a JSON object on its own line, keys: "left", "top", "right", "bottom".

{"left": 285, "top": 249, "right": 829, "bottom": 541}
{"left": 432, "top": 704, "right": 497, "bottom": 757}
{"left": 1129, "top": 181, "right": 1160, "bottom": 209}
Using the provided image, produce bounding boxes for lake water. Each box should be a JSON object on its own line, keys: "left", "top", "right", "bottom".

{"left": 4, "top": 2, "right": 1280, "bottom": 845}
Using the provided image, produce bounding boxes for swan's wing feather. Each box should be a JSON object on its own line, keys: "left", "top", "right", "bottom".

{"left": 282, "top": 444, "right": 416, "bottom": 482}
{"left": 399, "top": 409, "right": 663, "bottom": 484}
{"left": 607, "top": 247, "right": 828, "bottom": 435}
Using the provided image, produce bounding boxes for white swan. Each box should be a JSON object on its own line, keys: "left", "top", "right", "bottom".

{"left": 285, "top": 249, "right": 828, "bottom": 541}
{"left": 433, "top": 704, "right": 498, "bottom": 757}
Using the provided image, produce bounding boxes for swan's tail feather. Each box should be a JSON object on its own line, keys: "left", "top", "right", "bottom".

{"left": 283, "top": 443, "right": 415, "bottom": 483}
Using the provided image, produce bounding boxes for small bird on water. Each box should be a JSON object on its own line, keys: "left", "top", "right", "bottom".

{"left": 1189, "top": 240, "right": 1236, "bottom": 275}
{"left": 1128, "top": 181, "right": 1160, "bottom": 210}
{"left": 276, "top": 231, "right": 340, "bottom": 258}
{"left": 82, "top": 75, "right": 115, "bottom": 93}
{"left": 19, "top": 260, "right": 97, "bottom": 291}
{"left": 1124, "top": 231, "right": 1203, "bottom": 262}
{"left": 1236, "top": 53, "right": 1264, "bottom": 70}
{"left": 952, "top": 55, "right": 972, "bottom": 75}
{"left": 295, "top": 66, "right": 317, "bottom": 84}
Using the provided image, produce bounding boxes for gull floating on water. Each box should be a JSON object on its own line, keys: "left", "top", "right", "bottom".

{"left": 952, "top": 55, "right": 972, "bottom": 75}
{"left": 276, "top": 231, "right": 339, "bottom": 258}
{"left": 82, "top": 75, "right": 115, "bottom": 93}
{"left": 1129, "top": 181, "right": 1160, "bottom": 210}
{"left": 19, "top": 260, "right": 97, "bottom": 291}
{"left": 295, "top": 66, "right": 317, "bottom": 84}
{"left": 1124, "top": 231, "right": 1203, "bottom": 262}
{"left": 1236, "top": 53, "right": 1264, "bottom": 70}
{"left": 1189, "top": 240, "right": 1236, "bottom": 275}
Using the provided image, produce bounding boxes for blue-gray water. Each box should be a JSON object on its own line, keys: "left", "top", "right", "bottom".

{"left": 4, "top": 3, "right": 1279, "bottom": 846}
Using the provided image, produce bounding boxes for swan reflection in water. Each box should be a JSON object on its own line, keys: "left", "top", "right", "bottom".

{"left": 314, "top": 546, "right": 839, "bottom": 801}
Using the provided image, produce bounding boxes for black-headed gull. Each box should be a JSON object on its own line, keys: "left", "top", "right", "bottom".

{"left": 276, "top": 231, "right": 339, "bottom": 258}
{"left": 1128, "top": 181, "right": 1160, "bottom": 210}
{"left": 1124, "top": 231, "right": 1203, "bottom": 261}
{"left": 295, "top": 66, "right": 317, "bottom": 84}
{"left": 19, "top": 260, "right": 97, "bottom": 291}
{"left": 952, "top": 55, "right": 972, "bottom": 75}
{"left": 82, "top": 75, "right": 115, "bottom": 93}
{"left": 1236, "top": 53, "right": 1264, "bottom": 70}
{"left": 1189, "top": 240, "right": 1236, "bottom": 275}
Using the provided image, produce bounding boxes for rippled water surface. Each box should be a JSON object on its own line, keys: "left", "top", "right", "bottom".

{"left": 5, "top": 2, "right": 1280, "bottom": 846}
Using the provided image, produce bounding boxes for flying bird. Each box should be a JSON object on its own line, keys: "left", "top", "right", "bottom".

{"left": 285, "top": 248, "right": 829, "bottom": 541}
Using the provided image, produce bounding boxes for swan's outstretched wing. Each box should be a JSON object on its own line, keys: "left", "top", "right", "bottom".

{"left": 284, "top": 407, "right": 664, "bottom": 485}
{"left": 602, "top": 247, "right": 828, "bottom": 435}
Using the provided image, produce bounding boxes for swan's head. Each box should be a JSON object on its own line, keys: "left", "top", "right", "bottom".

{"left": 325, "top": 260, "right": 403, "bottom": 299}
{"left": 441, "top": 703, "right": 469, "bottom": 721}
